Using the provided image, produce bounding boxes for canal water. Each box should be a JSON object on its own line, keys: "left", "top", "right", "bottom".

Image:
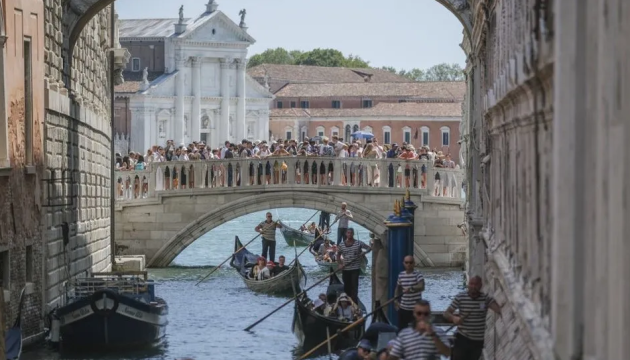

{"left": 23, "top": 208, "right": 464, "bottom": 360}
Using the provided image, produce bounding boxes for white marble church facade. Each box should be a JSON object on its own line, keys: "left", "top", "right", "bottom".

{"left": 119, "top": 1, "right": 273, "bottom": 151}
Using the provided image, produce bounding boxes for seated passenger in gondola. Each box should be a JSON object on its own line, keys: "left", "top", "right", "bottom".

{"left": 323, "top": 244, "right": 338, "bottom": 263}
{"left": 310, "top": 293, "right": 330, "bottom": 315}
{"left": 307, "top": 222, "right": 318, "bottom": 234}
{"left": 271, "top": 255, "right": 289, "bottom": 276}
{"left": 249, "top": 256, "right": 267, "bottom": 279}
{"left": 331, "top": 293, "right": 361, "bottom": 322}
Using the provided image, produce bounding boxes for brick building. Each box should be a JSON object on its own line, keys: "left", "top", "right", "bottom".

{"left": 248, "top": 64, "right": 465, "bottom": 160}
{"left": 0, "top": 0, "right": 45, "bottom": 339}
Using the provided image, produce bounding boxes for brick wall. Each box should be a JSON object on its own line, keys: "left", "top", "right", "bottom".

{"left": 0, "top": 0, "right": 46, "bottom": 339}
{"left": 43, "top": 1, "right": 113, "bottom": 308}
{"left": 120, "top": 41, "right": 166, "bottom": 73}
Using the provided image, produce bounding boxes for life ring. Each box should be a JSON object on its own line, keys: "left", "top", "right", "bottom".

{"left": 90, "top": 289, "right": 119, "bottom": 317}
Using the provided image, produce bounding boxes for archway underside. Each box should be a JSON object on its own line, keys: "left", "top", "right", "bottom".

{"left": 146, "top": 191, "right": 394, "bottom": 267}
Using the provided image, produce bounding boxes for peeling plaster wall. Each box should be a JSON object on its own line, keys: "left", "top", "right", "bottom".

{"left": 43, "top": 1, "right": 113, "bottom": 308}
{"left": 0, "top": 0, "right": 46, "bottom": 339}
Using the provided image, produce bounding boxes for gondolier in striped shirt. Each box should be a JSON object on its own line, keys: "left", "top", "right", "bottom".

{"left": 254, "top": 212, "right": 282, "bottom": 262}
{"left": 394, "top": 255, "right": 425, "bottom": 329}
{"left": 444, "top": 275, "right": 502, "bottom": 360}
{"left": 388, "top": 300, "right": 451, "bottom": 360}
{"left": 334, "top": 202, "right": 353, "bottom": 245}
{"left": 336, "top": 228, "right": 371, "bottom": 304}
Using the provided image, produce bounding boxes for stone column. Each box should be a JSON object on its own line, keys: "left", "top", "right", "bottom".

{"left": 211, "top": 109, "right": 220, "bottom": 149}
{"left": 144, "top": 108, "right": 154, "bottom": 152}
{"left": 191, "top": 57, "right": 201, "bottom": 142}
{"left": 219, "top": 57, "right": 231, "bottom": 143}
{"left": 175, "top": 57, "right": 186, "bottom": 145}
{"left": 259, "top": 109, "right": 269, "bottom": 141}
{"left": 130, "top": 108, "right": 145, "bottom": 153}
{"left": 236, "top": 58, "right": 247, "bottom": 141}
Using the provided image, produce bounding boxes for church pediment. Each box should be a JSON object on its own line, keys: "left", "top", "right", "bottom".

{"left": 246, "top": 75, "right": 274, "bottom": 99}
{"left": 180, "top": 11, "right": 255, "bottom": 44}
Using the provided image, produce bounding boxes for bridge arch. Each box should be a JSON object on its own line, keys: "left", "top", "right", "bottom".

{"left": 147, "top": 191, "right": 391, "bottom": 267}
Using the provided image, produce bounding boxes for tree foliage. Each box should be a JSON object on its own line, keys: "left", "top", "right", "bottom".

{"left": 247, "top": 47, "right": 464, "bottom": 81}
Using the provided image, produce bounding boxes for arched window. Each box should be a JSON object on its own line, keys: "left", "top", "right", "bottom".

{"left": 285, "top": 126, "right": 293, "bottom": 140}
{"left": 421, "top": 126, "right": 430, "bottom": 147}
{"left": 352, "top": 124, "right": 359, "bottom": 133}
{"left": 316, "top": 126, "right": 325, "bottom": 138}
{"left": 402, "top": 126, "right": 412, "bottom": 144}
{"left": 382, "top": 126, "right": 391, "bottom": 145}
{"left": 440, "top": 126, "right": 450, "bottom": 146}
{"left": 344, "top": 124, "right": 352, "bottom": 142}
{"left": 331, "top": 126, "right": 340, "bottom": 138}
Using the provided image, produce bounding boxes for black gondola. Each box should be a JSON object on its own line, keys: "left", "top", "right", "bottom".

{"left": 338, "top": 301, "right": 398, "bottom": 359}
{"left": 50, "top": 271, "right": 168, "bottom": 352}
{"left": 293, "top": 271, "right": 367, "bottom": 355}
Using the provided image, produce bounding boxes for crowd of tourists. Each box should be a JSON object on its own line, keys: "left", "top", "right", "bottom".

{"left": 114, "top": 136, "right": 462, "bottom": 199}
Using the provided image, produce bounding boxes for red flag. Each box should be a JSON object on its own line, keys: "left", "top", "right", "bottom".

{"left": 414, "top": 128, "right": 419, "bottom": 139}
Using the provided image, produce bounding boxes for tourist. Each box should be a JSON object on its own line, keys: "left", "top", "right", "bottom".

{"left": 261, "top": 261, "right": 274, "bottom": 280}
{"left": 388, "top": 300, "right": 451, "bottom": 359}
{"left": 331, "top": 293, "right": 359, "bottom": 322}
{"left": 271, "top": 255, "right": 289, "bottom": 276}
{"left": 444, "top": 276, "right": 502, "bottom": 360}
{"left": 334, "top": 202, "right": 353, "bottom": 245}
{"left": 336, "top": 228, "right": 371, "bottom": 304}
{"left": 249, "top": 256, "right": 267, "bottom": 280}
{"left": 311, "top": 293, "right": 329, "bottom": 314}
{"left": 254, "top": 212, "right": 282, "bottom": 262}
{"left": 394, "top": 255, "right": 425, "bottom": 329}
{"left": 356, "top": 339, "right": 374, "bottom": 359}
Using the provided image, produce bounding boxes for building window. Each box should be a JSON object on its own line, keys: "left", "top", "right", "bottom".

{"left": 441, "top": 126, "right": 450, "bottom": 146}
{"left": 421, "top": 126, "right": 430, "bottom": 146}
{"left": 0, "top": 250, "right": 9, "bottom": 290}
{"left": 398, "top": 99, "right": 408, "bottom": 103}
{"left": 353, "top": 124, "right": 359, "bottom": 133}
{"left": 290, "top": 101, "right": 296, "bottom": 108}
{"left": 403, "top": 127, "right": 411, "bottom": 144}
{"left": 286, "top": 131, "right": 292, "bottom": 140}
{"left": 25, "top": 245, "right": 33, "bottom": 282}
{"left": 382, "top": 126, "right": 391, "bottom": 144}
{"left": 344, "top": 125, "right": 352, "bottom": 142}
{"left": 300, "top": 100, "right": 310, "bottom": 109}
{"left": 24, "top": 39, "right": 33, "bottom": 166}
{"left": 277, "top": 101, "right": 283, "bottom": 109}
{"left": 362, "top": 99, "right": 373, "bottom": 108}
{"left": 131, "top": 57, "right": 141, "bottom": 72}
{"left": 200, "top": 133, "right": 208, "bottom": 144}
{"left": 331, "top": 126, "right": 339, "bottom": 138}
{"left": 332, "top": 100, "right": 341, "bottom": 109}
{"left": 316, "top": 126, "right": 325, "bottom": 138}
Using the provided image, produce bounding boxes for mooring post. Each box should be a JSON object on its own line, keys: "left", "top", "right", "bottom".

{"left": 402, "top": 190, "right": 418, "bottom": 258}
{"left": 384, "top": 199, "right": 413, "bottom": 328}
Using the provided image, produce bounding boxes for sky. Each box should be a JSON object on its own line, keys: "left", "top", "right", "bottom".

{"left": 115, "top": 0, "right": 466, "bottom": 71}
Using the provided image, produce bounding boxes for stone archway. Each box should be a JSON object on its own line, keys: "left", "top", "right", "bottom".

{"left": 146, "top": 191, "right": 391, "bottom": 267}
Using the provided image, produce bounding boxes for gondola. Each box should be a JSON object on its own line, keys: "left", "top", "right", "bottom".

{"left": 229, "top": 236, "right": 305, "bottom": 294}
{"left": 309, "top": 238, "right": 368, "bottom": 275}
{"left": 50, "top": 271, "right": 168, "bottom": 352}
{"left": 279, "top": 221, "right": 329, "bottom": 247}
{"left": 337, "top": 301, "right": 398, "bottom": 359}
{"left": 293, "top": 271, "right": 367, "bottom": 355}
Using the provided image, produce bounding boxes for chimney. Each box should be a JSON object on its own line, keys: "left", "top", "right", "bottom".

{"left": 207, "top": 0, "right": 219, "bottom": 13}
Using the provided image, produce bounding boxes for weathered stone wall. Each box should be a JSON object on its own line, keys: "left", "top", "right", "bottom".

{"left": 465, "top": 0, "right": 556, "bottom": 358}
{"left": 43, "top": 1, "right": 113, "bottom": 308}
{"left": 0, "top": 0, "right": 46, "bottom": 340}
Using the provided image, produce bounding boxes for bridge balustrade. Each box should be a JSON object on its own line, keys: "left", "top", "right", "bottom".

{"left": 114, "top": 157, "right": 465, "bottom": 202}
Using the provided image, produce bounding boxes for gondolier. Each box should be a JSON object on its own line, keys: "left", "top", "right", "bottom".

{"left": 334, "top": 202, "right": 353, "bottom": 245}
{"left": 394, "top": 255, "right": 425, "bottom": 329}
{"left": 255, "top": 212, "right": 283, "bottom": 262}
{"left": 336, "top": 228, "right": 371, "bottom": 304}
{"left": 444, "top": 276, "right": 502, "bottom": 360}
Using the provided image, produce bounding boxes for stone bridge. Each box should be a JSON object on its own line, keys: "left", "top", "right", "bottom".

{"left": 114, "top": 158, "right": 466, "bottom": 267}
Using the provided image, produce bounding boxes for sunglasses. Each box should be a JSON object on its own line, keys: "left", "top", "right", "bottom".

{"left": 404, "top": 261, "right": 414, "bottom": 264}
{"left": 414, "top": 311, "right": 431, "bottom": 316}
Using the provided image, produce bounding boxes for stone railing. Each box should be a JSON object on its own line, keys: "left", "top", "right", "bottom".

{"left": 114, "top": 157, "right": 465, "bottom": 202}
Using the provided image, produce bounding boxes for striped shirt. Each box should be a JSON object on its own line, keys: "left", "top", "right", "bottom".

{"left": 257, "top": 221, "right": 278, "bottom": 241}
{"left": 337, "top": 240, "right": 369, "bottom": 270}
{"left": 397, "top": 270, "right": 425, "bottom": 310}
{"left": 390, "top": 327, "right": 448, "bottom": 360}
{"left": 449, "top": 291, "right": 495, "bottom": 341}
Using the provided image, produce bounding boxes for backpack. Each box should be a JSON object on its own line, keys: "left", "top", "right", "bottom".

{"left": 322, "top": 144, "right": 335, "bottom": 157}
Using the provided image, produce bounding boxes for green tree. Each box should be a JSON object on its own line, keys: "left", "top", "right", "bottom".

{"left": 380, "top": 66, "right": 397, "bottom": 73}
{"left": 247, "top": 47, "right": 296, "bottom": 68}
{"left": 295, "top": 48, "right": 348, "bottom": 67}
{"left": 344, "top": 54, "right": 370, "bottom": 68}
{"left": 398, "top": 68, "right": 426, "bottom": 81}
{"left": 424, "top": 63, "right": 465, "bottom": 81}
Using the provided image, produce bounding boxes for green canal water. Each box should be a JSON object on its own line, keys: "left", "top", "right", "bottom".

{"left": 22, "top": 208, "right": 464, "bottom": 360}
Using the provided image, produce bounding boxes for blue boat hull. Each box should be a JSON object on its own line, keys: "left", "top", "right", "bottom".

{"left": 56, "top": 290, "right": 168, "bottom": 351}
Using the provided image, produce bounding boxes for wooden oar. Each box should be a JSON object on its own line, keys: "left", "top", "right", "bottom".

{"left": 194, "top": 220, "right": 280, "bottom": 286}
{"left": 244, "top": 269, "right": 342, "bottom": 332}
{"left": 299, "top": 295, "right": 402, "bottom": 360}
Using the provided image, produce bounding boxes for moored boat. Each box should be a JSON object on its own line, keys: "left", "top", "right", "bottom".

{"left": 51, "top": 271, "right": 168, "bottom": 352}
{"left": 230, "top": 236, "right": 305, "bottom": 294}
{"left": 279, "top": 221, "right": 328, "bottom": 246}
{"left": 293, "top": 271, "right": 367, "bottom": 354}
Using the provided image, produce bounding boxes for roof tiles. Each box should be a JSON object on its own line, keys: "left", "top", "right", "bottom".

{"left": 273, "top": 81, "right": 466, "bottom": 99}
{"left": 270, "top": 102, "right": 462, "bottom": 118}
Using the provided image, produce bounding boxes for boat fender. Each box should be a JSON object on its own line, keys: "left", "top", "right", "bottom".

{"left": 90, "top": 289, "right": 120, "bottom": 317}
